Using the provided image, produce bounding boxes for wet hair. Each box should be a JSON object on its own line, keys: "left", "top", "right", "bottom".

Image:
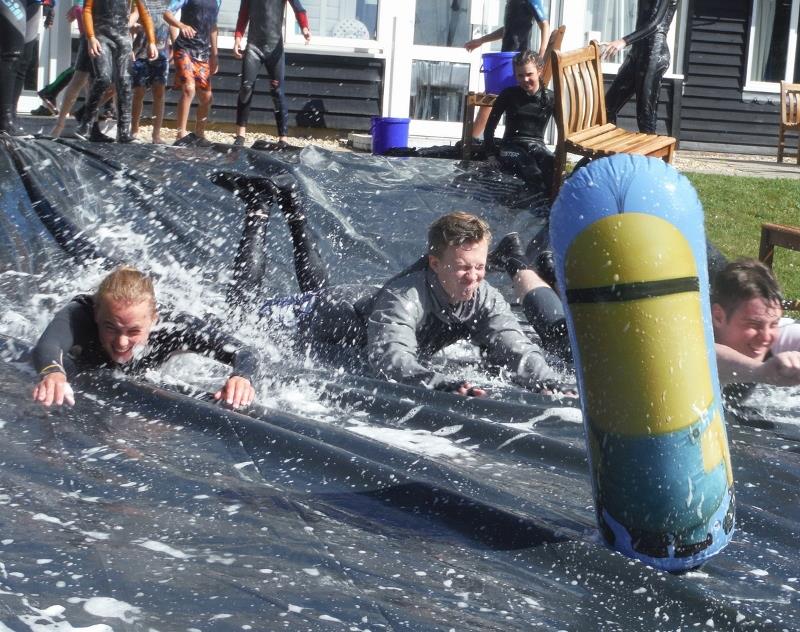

{"left": 427, "top": 212, "right": 492, "bottom": 258}
{"left": 513, "top": 49, "right": 541, "bottom": 68}
{"left": 95, "top": 266, "right": 157, "bottom": 315}
{"left": 711, "top": 259, "right": 783, "bottom": 317}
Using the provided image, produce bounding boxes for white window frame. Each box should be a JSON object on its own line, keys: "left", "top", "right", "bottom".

{"left": 283, "top": 0, "right": 387, "bottom": 56}
{"left": 744, "top": 0, "right": 800, "bottom": 94}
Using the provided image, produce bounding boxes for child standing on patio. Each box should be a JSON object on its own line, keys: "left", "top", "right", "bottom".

{"left": 231, "top": 0, "right": 311, "bottom": 147}
{"left": 164, "top": 0, "right": 221, "bottom": 145}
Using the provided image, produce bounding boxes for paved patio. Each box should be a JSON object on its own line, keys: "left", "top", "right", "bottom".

{"left": 674, "top": 150, "right": 800, "bottom": 179}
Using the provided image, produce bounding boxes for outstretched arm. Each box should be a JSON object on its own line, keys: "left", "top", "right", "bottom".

{"left": 716, "top": 343, "right": 800, "bottom": 386}
{"left": 465, "top": 26, "right": 504, "bottom": 52}
{"left": 603, "top": 0, "right": 675, "bottom": 59}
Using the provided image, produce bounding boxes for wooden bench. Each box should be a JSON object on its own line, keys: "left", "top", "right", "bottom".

{"left": 460, "top": 25, "right": 566, "bottom": 161}
{"left": 778, "top": 81, "right": 800, "bottom": 164}
{"left": 550, "top": 41, "right": 677, "bottom": 198}
{"left": 759, "top": 222, "right": 800, "bottom": 312}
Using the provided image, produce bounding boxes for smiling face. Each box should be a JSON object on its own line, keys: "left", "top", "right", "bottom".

{"left": 95, "top": 298, "right": 157, "bottom": 364}
{"left": 428, "top": 239, "right": 489, "bottom": 304}
{"left": 712, "top": 297, "right": 783, "bottom": 360}
{"left": 515, "top": 60, "right": 540, "bottom": 95}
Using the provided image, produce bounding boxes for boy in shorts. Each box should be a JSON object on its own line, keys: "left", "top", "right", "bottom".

{"left": 130, "top": 0, "right": 172, "bottom": 143}
{"left": 164, "top": 0, "right": 221, "bottom": 145}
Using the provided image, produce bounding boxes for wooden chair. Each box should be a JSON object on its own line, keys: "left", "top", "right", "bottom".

{"left": 460, "top": 25, "right": 566, "bottom": 161}
{"left": 759, "top": 222, "right": 800, "bottom": 312}
{"left": 777, "top": 81, "right": 800, "bottom": 164}
{"left": 550, "top": 41, "right": 677, "bottom": 198}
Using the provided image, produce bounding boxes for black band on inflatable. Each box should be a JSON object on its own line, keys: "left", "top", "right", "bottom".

{"left": 566, "top": 276, "right": 699, "bottom": 304}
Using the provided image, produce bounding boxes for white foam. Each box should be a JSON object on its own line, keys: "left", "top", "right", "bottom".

{"left": 348, "top": 427, "right": 472, "bottom": 458}
{"left": 137, "top": 540, "right": 191, "bottom": 559}
{"left": 83, "top": 597, "right": 141, "bottom": 623}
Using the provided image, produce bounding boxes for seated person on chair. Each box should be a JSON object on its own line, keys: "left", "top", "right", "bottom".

{"left": 32, "top": 266, "right": 257, "bottom": 409}
{"left": 484, "top": 49, "right": 554, "bottom": 192}
{"left": 214, "top": 172, "right": 561, "bottom": 396}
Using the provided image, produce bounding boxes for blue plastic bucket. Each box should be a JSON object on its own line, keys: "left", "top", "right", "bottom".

{"left": 481, "top": 51, "right": 517, "bottom": 95}
{"left": 371, "top": 116, "right": 410, "bottom": 155}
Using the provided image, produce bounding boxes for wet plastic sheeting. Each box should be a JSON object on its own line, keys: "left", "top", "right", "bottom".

{"left": 0, "top": 138, "right": 799, "bottom": 630}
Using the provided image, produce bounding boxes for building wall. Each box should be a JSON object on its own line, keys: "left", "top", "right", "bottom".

{"left": 680, "top": 0, "right": 782, "bottom": 153}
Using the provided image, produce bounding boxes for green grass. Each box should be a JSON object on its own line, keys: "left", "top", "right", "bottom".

{"left": 687, "top": 173, "right": 800, "bottom": 300}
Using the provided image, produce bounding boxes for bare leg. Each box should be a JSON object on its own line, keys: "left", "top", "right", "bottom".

{"left": 175, "top": 82, "right": 195, "bottom": 139}
{"left": 194, "top": 87, "right": 212, "bottom": 138}
{"left": 471, "top": 106, "right": 492, "bottom": 140}
{"left": 131, "top": 85, "right": 145, "bottom": 136}
{"left": 51, "top": 70, "right": 89, "bottom": 137}
{"left": 511, "top": 268, "right": 549, "bottom": 301}
{"left": 151, "top": 83, "right": 165, "bottom": 143}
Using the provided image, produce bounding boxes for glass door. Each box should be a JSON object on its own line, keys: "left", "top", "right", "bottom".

{"left": 402, "top": 0, "right": 507, "bottom": 139}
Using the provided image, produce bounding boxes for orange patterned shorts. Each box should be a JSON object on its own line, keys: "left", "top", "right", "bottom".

{"left": 173, "top": 48, "right": 211, "bottom": 91}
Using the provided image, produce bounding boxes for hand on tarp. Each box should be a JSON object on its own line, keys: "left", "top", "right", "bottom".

{"left": 213, "top": 375, "right": 255, "bottom": 409}
{"left": 33, "top": 372, "right": 75, "bottom": 407}
{"left": 453, "top": 381, "right": 488, "bottom": 398}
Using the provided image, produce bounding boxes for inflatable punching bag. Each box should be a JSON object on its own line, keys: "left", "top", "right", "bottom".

{"left": 550, "top": 154, "right": 734, "bottom": 571}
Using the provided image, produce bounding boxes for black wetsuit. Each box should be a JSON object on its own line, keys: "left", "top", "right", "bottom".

{"left": 501, "top": 0, "right": 548, "bottom": 52}
{"left": 605, "top": 0, "right": 678, "bottom": 134}
{"left": 79, "top": 0, "right": 155, "bottom": 140}
{"left": 234, "top": 0, "right": 308, "bottom": 135}
{"left": 484, "top": 85, "right": 555, "bottom": 191}
{"left": 0, "top": 0, "right": 40, "bottom": 134}
{"left": 32, "top": 294, "right": 259, "bottom": 381}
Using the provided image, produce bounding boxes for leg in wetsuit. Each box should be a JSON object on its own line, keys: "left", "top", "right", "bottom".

{"left": 79, "top": 31, "right": 134, "bottom": 141}
{"left": 236, "top": 42, "right": 288, "bottom": 138}
{"left": 12, "top": 1, "right": 41, "bottom": 116}
{"left": 0, "top": 0, "right": 28, "bottom": 134}
{"left": 604, "top": 0, "right": 678, "bottom": 134}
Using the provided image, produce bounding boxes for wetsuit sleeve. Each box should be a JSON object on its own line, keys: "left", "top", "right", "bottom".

{"left": 471, "top": 287, "right": 558, "bottom": 390}
{"left": 153, "top": 314, "right": 260, "bottom": 382}
{"left": 484, "top": 89, "right": 510, "bottom": 155}
{"left": 288, "top": 0, "right": 309, "bottom": 30}
{"left": 32, "top": 300, "right": 95, "bottom": 378}
{"left": 621, "top": 0, "right": 673, "bottom": 46}
{"left": 366, "top": 288, "right": 460, "bottom": 391}
{"left": 133, "top": 0, "right": 156, "bottom": 45}
{"left": 82, "top": 0, "right": 94, "bottom": 39}
{"left": 234, "top": 0, "right": 249, "bottom": 38}
{"left": 526, "top": 0, "right": 548, "bottom": 23}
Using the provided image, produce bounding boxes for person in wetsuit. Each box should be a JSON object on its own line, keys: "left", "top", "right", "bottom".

{"left": 0, "top": 0, "right": 53, "bottom": 135}
{"left": 32, "top": 266, "right": 257, "bottom": 408}
{"left": 601, "top": 0, "right": 678, "bottom": 134}
{"left": 484, "top": 49, "right": 554, "bottom": 192}
{"left": 164, "top": 0, "right": 220, "bottom": 145}
{"left": 76, "top": 0, "right": 157, "bottom": 142}
{"left": 231, "top": 0, "right": 310, "bottom": 147}
{"left": 213, "top": 173, "right": 559, "bottom": 395}
{"left": 464, "top": 0, "right": 550, "bottom": 144}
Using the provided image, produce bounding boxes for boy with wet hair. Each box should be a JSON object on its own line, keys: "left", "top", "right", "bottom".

{"left": 164, "top": 0, "right": 221, "bottom": 145}
{"left": 484, "top": 49, "right": 554, "bottom": 191}
{"left": 231, "top": 0, "right": 310, "bottom": 147}
{"left": 76, "top": 0, "right": 158, "bottom": 142}
{"left": 712, "top": 259, "right": 800, "bottom": 388}
{"left": 32, "top": 266, "right": 257, "bottom": 409}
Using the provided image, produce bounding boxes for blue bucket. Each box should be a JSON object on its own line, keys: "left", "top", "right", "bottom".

{"left": 371, "top": 116, "right": 410, "bottom": 155}
{"left": 481, "top": 51, "right": 517, "bottom": 95}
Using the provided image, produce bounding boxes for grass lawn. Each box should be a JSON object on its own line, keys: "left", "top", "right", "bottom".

{"left": 687, "top": 173, "right": 800, "bottom": 300}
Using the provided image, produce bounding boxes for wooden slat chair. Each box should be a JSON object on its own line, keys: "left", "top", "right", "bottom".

{"left": 759, "top": 222, "right": 800, "bottom": 312}
{"left": 777, "top": 81, "right": 800, "bottom": 164}
{"left": 550, "top": 41, "right": 677, "bottom": 198}
{"left": 460, "top": 25, "right": 566, "bottom": 161}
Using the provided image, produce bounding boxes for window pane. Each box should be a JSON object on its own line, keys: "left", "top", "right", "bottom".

{"left": 750, "top": 0, "right": 790, "bottom": 82}
{"left": 586, "top": 0, "right": 636, "bottom": 60}
{"left": 410, "top": 60, "right": 470, "bottom": 121}
{"left": 301, "top": 0, "right": 379, "bottom": 40}
{"left": 414, "top": 0, "right": 472, "bottom": 47}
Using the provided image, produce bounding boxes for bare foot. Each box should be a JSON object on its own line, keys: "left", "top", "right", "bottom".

{"left": 151, "top": 135, "right": 166, "bottom": 145}
{"left": 51, "top": 122, "right": 64, "bottom": 138}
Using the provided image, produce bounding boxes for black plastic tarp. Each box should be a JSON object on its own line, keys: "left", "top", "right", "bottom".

{"left": 0, "top": 137, "right": 798, "bottom": 631}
